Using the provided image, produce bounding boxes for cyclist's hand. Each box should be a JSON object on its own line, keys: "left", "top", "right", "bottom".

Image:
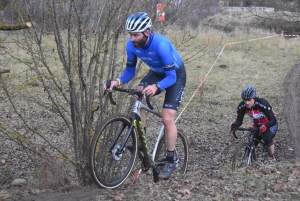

{"left": 249, "top": 125, "right": 254, "bottom": 130}
{"left": 230, "top": 123, "right": 237, "bottom": 132}
{"left": 260, "top": 124, "right": 267, "bottom": 133}
{"left": 103, "top": 80, "right": 118, "bottom": 92}
{"left": 142, "top": 84, "right": 157, "bottom": 97}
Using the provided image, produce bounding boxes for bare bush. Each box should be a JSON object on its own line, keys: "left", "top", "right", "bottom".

{"left": 0, "top": 0, "right": 212, "bottom": 188}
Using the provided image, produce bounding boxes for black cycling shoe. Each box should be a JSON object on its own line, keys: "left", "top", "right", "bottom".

{"left": 158, "top": 161, "right": 176, "bottom": 179}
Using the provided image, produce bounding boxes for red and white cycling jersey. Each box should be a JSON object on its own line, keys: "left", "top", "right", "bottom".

{"left": 234, "top": 97, "right": 277, "bottom": 128}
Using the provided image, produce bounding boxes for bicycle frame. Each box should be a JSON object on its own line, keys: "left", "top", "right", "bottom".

{"left": 247, "top": 134, "right": 256, "bottom": 166}
{"left": 131, "top": 95, "right": 165, "bottom": 160}
{"left": 108, "top": 87, "right": 164, "bottom": 164}
{"left": 252, "top": 134, "right": 268, "bottom": 164}
{"left": 233, "top": 127, "right": 268, "bottom": 166}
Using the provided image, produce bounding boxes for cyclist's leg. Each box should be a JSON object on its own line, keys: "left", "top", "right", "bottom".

{"left": 138, "top": 71, "right": 163, "bottom": 128}
{"left": 162, "top": 108, "right": 177, "bottom": 157}
{"left": 158, "top": 108, "right": 178, "bottom": 179}
{"left": 158, "top": 70, "right": 186, "bottom": 179}
{"left": 263, "top": 123, "right": 278, "bottom": 157}
{"left": 253, "top": 124, "right": 262, "bottom": 147}
{"left": 162, "top": 70, "right": 185, "bottom": 161}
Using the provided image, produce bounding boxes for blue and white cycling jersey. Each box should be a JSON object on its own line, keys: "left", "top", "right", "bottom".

{"left": 119, "top": 33, "right": 185, "bottom": 90}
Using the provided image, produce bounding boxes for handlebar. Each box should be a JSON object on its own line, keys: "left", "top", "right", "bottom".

{"left": 231, "top": 127, "right": 260, "bottom": 139}
{"left": 104, "top": 80, "right": 154, "bottom": 110}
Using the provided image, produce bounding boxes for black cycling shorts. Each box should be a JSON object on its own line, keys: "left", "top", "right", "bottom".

{"left": 253, "top": 123, "right": 278, "bottom": 147}
{"left": 139, "top": 68, "right": 186, "bottom": 111}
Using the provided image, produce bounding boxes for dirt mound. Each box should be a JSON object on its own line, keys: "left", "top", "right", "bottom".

{"left": 283, "top": 63, "right": 300, "bottom": 157}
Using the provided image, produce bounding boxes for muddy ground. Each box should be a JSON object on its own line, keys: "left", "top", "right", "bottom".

{"left": 3, "top": 64, "right": 300, "bottom": 201}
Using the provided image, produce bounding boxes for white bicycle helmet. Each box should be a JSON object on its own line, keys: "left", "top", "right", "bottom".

{"left": 125, "top": 12, "right": 152, "bottom": 32}
{"left": 241, "top": 86, "right": 257, "bottom": 100}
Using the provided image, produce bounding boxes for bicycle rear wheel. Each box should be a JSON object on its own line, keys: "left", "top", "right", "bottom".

{"left": 154, "top": 129, "right": 188, "bottom": 178}
{"left": 89, "top": 114, "right": 137, "bottom": 189}
{"left": 232, "top": 141, "right": 254, "bottom": 170}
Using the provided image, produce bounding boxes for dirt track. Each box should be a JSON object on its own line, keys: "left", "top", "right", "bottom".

{"left": 283, "top": 63, "right": 300, "bottom": 157}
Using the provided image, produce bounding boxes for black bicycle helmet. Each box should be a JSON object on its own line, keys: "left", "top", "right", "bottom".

{"left": 241, "top": 86, "right": 256, "bottom": 100}
{"left": 125, "top": 12, "right": 152, "bottom": 32}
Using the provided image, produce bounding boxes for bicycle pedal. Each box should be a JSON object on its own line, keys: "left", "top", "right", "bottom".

{"left": 174, "top": 161, "right": 179, "bottom": 168}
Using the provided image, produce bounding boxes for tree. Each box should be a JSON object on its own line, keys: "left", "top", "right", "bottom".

{"left": 245, "top": 0, "right": 300, "bottom": 34}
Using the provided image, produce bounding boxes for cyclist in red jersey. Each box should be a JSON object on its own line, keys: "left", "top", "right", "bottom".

{"left": 230, "top": 86, "right": 278, "bottom": 161}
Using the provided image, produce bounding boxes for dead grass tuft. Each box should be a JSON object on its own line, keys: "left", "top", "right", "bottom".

{"left": 37, "top": 161, "right": 66, "bottom": 189}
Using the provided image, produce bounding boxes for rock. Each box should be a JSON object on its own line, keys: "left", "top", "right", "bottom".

{"left": 11, "top": 178, "right": 27, "bottom": 186}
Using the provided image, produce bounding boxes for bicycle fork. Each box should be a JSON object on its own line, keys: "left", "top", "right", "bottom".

{"left": 247, "top": 135, "right": 256, "bottom": 166}
{"left": 109, "top": 121, "right": 134, "bottom": 161}
{"left": 247, "top": 146, "right": 254, "bottom": 166}
{"left": 261, "top": 145, "right": 267, "bottom": 164}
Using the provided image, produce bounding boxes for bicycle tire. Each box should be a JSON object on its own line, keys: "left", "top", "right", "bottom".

{"left": 89, "top": 114, "right": 137, "bottom": 189}
{"left": 232, "top": 141, "right": 254, "bottom": 170}
{"left": 154, "top": 129, "right": 188, "bottom": 178}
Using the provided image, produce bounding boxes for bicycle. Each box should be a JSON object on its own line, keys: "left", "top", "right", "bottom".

{"left": 231, "top": 127, "right": 268, "bottom": 170}
{"left": 89, "top": 82, "right": 189, "bottom": 189}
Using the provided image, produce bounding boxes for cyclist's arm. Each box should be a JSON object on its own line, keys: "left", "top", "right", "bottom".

{"left": 265, "top": 114, "right": 277, "bottom": 128}
{"left": 156, "top": 42, "right": 177, "bottom": 90}
{"left": 119, "top": 42, "right": 137, "bottom": 84}
{"left": 264, "top": 112, "right": 277, "bottom": 128}
{"left": 233, "top": 102, "right": 246, "bottom": 127}
{"left": 157, "top": 69, "right": 176, "bottom": 90}
{"left": 261, "top": 100, "right": 277, "bottom": 128}
{"left": 119, "top": 66, "right": 136, "bottom": 84}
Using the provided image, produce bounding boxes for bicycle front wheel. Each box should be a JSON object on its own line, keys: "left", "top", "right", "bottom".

{"left": 154, "top": 129, "right": 189, "bottom": 178}
{"left": 89, "top": 114, "right": 137, "bottom": 189}
{"left": 232, "top": 141, "right": 254, "bottom": 170}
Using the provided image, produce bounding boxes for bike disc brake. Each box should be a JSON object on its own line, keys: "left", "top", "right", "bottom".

{"left": 111, "top": 144, "right": 125, "bottom": 161}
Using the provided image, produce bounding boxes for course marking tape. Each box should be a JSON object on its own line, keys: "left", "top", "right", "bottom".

{"left": 175, "top": 34, "right": 284, "bottom": 122}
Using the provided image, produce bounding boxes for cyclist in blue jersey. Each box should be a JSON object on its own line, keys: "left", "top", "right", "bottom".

{"left": 104, "top": 12, "right": 186, "bottom": 179}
